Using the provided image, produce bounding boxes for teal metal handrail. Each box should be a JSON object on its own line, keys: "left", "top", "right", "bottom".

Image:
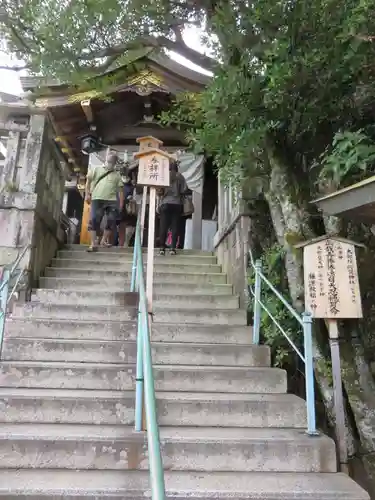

{"left": 131, "top": 218, "right": 166, "bottom": 500}
{"left": 0, "top": 245, "right": 30, "bottom": 358}
{"left": 248, "top": 248, "right": 318, "bottom": 436}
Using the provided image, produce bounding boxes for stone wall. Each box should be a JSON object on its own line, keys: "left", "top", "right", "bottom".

{"left": 0, "top": 111, "right": 66, "bottom": 288}
{"left": 214, "top": 175, "right": 251, "bottom": 308}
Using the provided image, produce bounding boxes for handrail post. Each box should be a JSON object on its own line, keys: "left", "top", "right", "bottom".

{"left": 134, "top": 222, "right": 144, "bottom": 431}
{"left": 302, "top": 312, "right": 318, "bottom": 436}
{"left": 131, "top": 205, "right": 166, "bottom": 499}
{"left": 0, "top": 268, "right": 10, "bottom": 359}
{"left": 130, "top": 226, "right": 138, "bottom": 293}
{"left": 134, "top": 309, "right": 144, "bottom": 432}
{"left": 252, "top": 259, "right": 262, "bottom": 345}
{"left": 143, "top": 317, "right": 166, "bottom": 500}
{"left": 328, "top": 319, "right": 348, "bottom": 473}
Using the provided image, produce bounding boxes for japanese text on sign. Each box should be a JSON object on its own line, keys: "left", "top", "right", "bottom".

{"left": 137, "top": 152, "right": 170, "bottom": 187}
{"left": 148, "top": 156, "right": 160, "bottom": 181}
{"left": 303, "top": 239, "right": 362, "bottom": 319}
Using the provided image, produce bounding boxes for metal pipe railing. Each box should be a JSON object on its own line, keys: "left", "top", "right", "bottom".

{"left": 131, "top": 218, "right": 166, "bottom": 500}
{"left": 248, "top": 249, "right": 318, "bottom": 436}
{"left": 0, "top": 245, "right": 30, "bottom": 358}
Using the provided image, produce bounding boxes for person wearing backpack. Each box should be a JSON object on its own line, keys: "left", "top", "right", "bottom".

{"left": 157, "top": 160, "right": 189, "bottom": 256}
{"left": 118, "top": 167, "right": 137, "bottom": 247}
{"left": 85, "top": 152, "right": 124, "bottom": 252}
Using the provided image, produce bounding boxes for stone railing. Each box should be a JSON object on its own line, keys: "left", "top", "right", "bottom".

{"left": 0, "top": 109, "right": 67, "bottom": 289}
{"left": 214, "top": 176, "right": 250, "bottom": 308}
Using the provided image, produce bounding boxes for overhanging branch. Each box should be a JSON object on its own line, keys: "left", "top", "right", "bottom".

{"left": 82, "top": 35, "right": 216, "bottom": 72}
{"left": 0, "top": 64, "right": 28, "bottom": 71}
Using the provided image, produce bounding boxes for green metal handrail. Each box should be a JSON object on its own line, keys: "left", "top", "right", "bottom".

{"left": 247, "top": 248, "right": 317, "bottom": 436}
{"left": 131, "top": 217, "right": 166, "bottom": 500}
{"left": 0, "top": 245, "right": 30, "bottom": 358}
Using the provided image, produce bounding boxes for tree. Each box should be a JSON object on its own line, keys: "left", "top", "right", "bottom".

{"left": 2, "top": 0, "right": 375, "bottom": 490}
{"left": 0, "top": 0, "right": 218, "bottom": 78}
{"left": 161, "top": 0, "right": 375, "bottom": 488}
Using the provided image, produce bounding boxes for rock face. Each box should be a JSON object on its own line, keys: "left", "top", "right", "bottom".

{"left": 0, "top": 244, "right": 370, "bottom": 499}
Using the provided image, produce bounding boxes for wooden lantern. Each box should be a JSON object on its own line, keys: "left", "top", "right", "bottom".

{"left": 136, "top": 135, "right": 163, "bottom": 153}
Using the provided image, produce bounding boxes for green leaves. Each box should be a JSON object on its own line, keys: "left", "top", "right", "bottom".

{"left": 0, "top": 0, "right": 211, "bottom": 81}
{"left": 3, "top": 0, "right": 375, "bottom": 198}
{"left": 248, "top": 244, "right": 302, "bottom": 369}
{"left": 318, "top": 130, "right": 375, "bottom": 190}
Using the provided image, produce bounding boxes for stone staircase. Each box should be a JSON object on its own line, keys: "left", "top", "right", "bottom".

{"left": 0, "top": 245, "right": 369, "bottom": 499}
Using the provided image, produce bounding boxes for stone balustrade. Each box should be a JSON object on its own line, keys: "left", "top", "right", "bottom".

{"left": 0, "top": 109, "right": 67, "bottom": 288}
{"left": 214, "top": 175, "right": 250, "bottom": 308}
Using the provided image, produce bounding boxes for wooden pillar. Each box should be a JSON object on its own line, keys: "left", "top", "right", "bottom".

{"left": 192, "top": 188, "right": 203, "bottom": 250}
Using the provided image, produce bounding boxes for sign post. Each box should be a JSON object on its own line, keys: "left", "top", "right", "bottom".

{"left": 134, "top": 136, "right": 173, "bottom": 313}
{"left": 296, "top": 236, "right": 364, "bottom": 474}
{"left": 140, "top": 186, "right": 147, "bottom": 246}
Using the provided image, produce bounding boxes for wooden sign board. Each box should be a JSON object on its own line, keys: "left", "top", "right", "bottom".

{"left": 136, "top": 151, "right": 170, "bottom": 188}
{"left": 302, "top": 238, "right": 362, "bottom": 318}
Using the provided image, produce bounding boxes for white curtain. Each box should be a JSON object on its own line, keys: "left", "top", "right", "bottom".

{"left": 177, "top": 153, "right": 204, "bottom": 194}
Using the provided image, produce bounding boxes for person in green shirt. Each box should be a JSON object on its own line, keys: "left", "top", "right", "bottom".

{"left": 85, "top": 152, "right": 124, "bottom": 252}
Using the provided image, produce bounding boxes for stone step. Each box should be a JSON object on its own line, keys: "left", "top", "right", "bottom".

{"left": 64, "top": 244, "right": 213, "bottom": 255}
{"left": 0, "top": 389, "right": 307, "bottom": 428}
{"left": 51, "top": 258, "right": 222, "bottom": 274}
{"left": 2, "top": 339, "right": 268, "bottom": 366}
{"left": 44, "top": 267, "right": 227, "bottom": 284}
{"left": 4, "top": 318, "right": 251, "bottom": 344}
{"left": 0, "top": 362, "right": 287, "bottom": 393}
{"left": 0, "top": 424, "right": 336, "bottom": 472}
{"left": 39, "top": 277, "right": 233, "bottom": 295}
{"left": 12, "top": 303, "right": 246, "bottom": 325}
{"left": 11, "top": 302, "right": 136, "bottom": 322}
{"left": 31, "top": 289, "right": 240, "bottom": 309}
{"left": 58, "top": 250, "right": 218, "bottom": 264}
{"left": 0, "top": 470, "right": 369, "bottom": 500}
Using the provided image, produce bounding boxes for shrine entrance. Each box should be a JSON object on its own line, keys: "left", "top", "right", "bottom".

{"left": 24, "top": 52, "right": 218, "bottom": 251}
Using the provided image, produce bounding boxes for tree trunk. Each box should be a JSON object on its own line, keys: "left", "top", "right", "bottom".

{"left": 264, "top": 145, "right": 360, "bottom": 472}
{"left": 340, "top": 330, "right": 375, "bottom": 487}
{"left": 322, "top": 215, "right": 375, "bottom": 484}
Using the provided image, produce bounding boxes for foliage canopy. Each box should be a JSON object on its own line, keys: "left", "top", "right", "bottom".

{"left": 2, "top": 0, "right": 375, "bottom": 186}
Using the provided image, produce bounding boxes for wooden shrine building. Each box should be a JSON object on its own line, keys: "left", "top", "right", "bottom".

{"left": 0, "top": 50, "right": 251, "bottom": 304}
{"left": 19, "top": 50, "right": 216, "bottom": 250}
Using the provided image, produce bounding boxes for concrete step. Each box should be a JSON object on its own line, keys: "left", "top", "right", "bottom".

{"left": 51, "top": 258, "right": 222, "bottom": 274}
{"left": 31, "top": 289, "right": 240, "bottom": 309}
{"left": 58, "top": 249, "right": 218, "bottom": 264}
{"left": 44, "top": 267, "right": 227, "bottom": 284}
{"left": 0, "top": 362, "right": 287, "bottom": 393}
{"left": 0, "top": 470, "right": 369, "bottom": 500}
{"left": 0, "top": 389, "right": 306, "bottom": 428}
{"left": 2, "top": 339, "right": 268, "bottom": 366}
{"left": 0, "top": 424, "right": 336, "bottom": 472}
{"left": 39, "top": 277, "right": 233, "bottom": 295}
{"left": 64, "top": 244, "right": 213, "bottom": 255}
{"left": 4, "top": 318, "right": 251, "bottom": 344}
{"left": 12, "top": 302, "right": 137, "bottom": 322}
{"left": 12, "top": 303, "right": 246, "bottom": 325}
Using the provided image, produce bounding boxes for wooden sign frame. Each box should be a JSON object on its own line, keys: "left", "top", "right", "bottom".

{"left": 296, "top": 236, "right": 364, "bottom": 319}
